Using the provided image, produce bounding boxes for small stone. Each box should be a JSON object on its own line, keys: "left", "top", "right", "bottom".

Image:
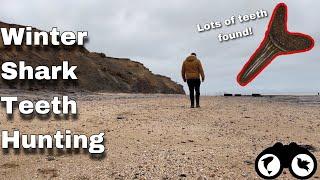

{"left": 244, "top": 160, "right": 254, "bottom": 165}
{"left": 242, "top": 172, "right": 249, "bottom": 177}
{"left": 46, "top": 156, "right": 55, "bottom": 161}
{"left": 197, "top": 175, "right": 207, "bottom": 180}
{"left": 117, "top": 116, "right": 126, "bottom": 120}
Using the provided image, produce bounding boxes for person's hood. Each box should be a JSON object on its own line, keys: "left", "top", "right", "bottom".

{"left": 186, "top": 55, "right": 197, "bottom": 62}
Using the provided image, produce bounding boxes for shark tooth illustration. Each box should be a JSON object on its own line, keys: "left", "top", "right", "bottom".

{"left": 237, "top": 3, "right": 314, "bottom": 86}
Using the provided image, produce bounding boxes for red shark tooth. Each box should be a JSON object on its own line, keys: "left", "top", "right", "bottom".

{"left": 237, "top": 3, "right": 314, "bottom": 86}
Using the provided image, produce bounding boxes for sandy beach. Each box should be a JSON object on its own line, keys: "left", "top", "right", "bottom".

{"left": 0, "top": 90, "right": 319, "bottom": 179}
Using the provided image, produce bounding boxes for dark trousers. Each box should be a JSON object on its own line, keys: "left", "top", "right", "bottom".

{"left": 187, "top": 79, "right": 201, "bottom": 106}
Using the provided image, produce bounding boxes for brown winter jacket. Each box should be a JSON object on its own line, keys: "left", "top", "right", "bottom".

{"left": 181, "top": 55, "right": 205, "bottom": 80}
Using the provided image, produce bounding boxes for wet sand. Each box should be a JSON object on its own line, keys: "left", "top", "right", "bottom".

{"left": 0, "top": 90, "right": 319, "bottom": 179}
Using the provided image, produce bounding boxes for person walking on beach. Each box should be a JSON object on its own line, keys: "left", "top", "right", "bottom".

{"left": 181, "top": 53, "right": 205, "bottom": 108}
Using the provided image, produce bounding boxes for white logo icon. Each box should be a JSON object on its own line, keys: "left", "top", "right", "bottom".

{"left": 290, "top": 154, "right": 316, "bottom": 179}
{"left": 257, "top": 154, "right": 282, "bottom": 178}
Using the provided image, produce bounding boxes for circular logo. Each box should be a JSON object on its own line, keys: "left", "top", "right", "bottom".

{"left": 290, "top": 153, "right": 317, "bottom": 179}
{"left": 256, "top": 154, "right": 282, "bottom": 179}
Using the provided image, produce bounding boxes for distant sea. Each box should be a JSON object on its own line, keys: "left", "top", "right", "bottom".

{"left": 263, "top": 95, "right": 320, "bottom": 105}
{"left": 203, "top": 92, "right": 320, "bottom": 105}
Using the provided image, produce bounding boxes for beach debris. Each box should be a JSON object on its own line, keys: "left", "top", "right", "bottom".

{"left": 252, "top": 94, "right": 262, "bottom": 97}
{"left": 242, "top": 172, "right": 249, "bottom": 177}
{"left": 224, "top": 93, "right": 232, "bottom": 97}
{"left": 237, "top": 3, "right": 314, "bottom": 86}
{"left": 116, "top": 115, "right": 126, "bottom": 120}
{"left": 46, "top": 155, "right": 55, "bottom": 161}
{"left": 244, "top": 160, "right": 254, "bottom": 165}
{"left": 179, "top": 173, "right": 187, "bottom": 178}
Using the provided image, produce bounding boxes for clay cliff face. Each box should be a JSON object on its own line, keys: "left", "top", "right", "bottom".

{"left": 0, "top": 21, "right": 184, "bottom": 94}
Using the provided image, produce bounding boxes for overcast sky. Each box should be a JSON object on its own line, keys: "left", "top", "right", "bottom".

{"left": 1, "top": 0, "right": 319, "bottom": 95}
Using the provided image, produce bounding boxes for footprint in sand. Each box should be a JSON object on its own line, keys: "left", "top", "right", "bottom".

{"left": 1, "top": 162, "right": 19, "bottom": 169}
{"left": 37, "top": 168, "right": 59, "bottom": 179}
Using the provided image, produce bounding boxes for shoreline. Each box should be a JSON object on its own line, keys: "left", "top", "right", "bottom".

{"left": 1, "top": 89, "right": 320, "bottom": 105}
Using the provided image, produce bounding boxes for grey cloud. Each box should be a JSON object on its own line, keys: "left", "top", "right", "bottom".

{"left": 0, "top": 0, "right": 319, "bottom": 95}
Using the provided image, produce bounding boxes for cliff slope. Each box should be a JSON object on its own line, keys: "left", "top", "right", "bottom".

{"left": 0, "top": 21, "right": 184, "bottom": 94}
